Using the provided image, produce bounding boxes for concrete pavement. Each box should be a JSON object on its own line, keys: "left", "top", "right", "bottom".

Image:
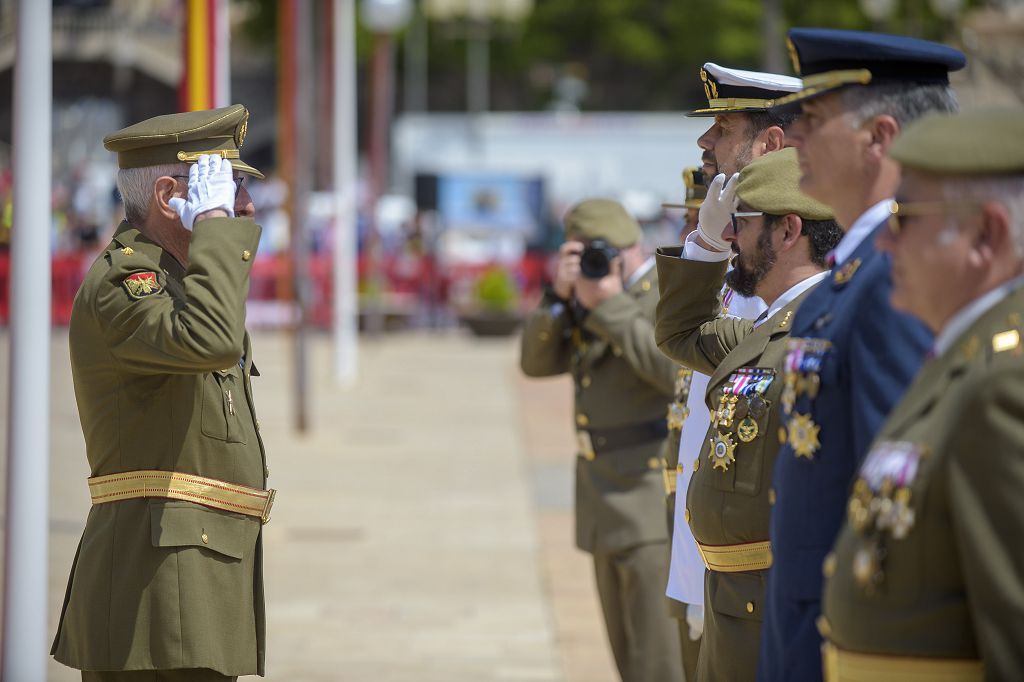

{"left": 0, "top": 330, "right": 619, "bottom": 681}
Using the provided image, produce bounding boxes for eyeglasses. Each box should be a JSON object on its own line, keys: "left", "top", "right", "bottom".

{"left": 171, "top": 174, "right": 246, "bottom": 196}
{"left": 886, "top": 199, "right": 981, "bottom": 236}
{"left": 730, "top": 211, "right": 764, "bottom": 232}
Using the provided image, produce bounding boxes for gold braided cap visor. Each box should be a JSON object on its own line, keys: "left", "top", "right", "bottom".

{"left": 774, "top": 69, "right": 874, "bottom": 106}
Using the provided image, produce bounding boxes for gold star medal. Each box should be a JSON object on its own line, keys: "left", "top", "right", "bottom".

{"left": 708, "top": 431, "right": 737, "bottom": 471}
{"left": 787, "top": 413, "right": 821, "bottom": 459}
{"left": 737, "top": 416, "right": 759, "bottom": 443}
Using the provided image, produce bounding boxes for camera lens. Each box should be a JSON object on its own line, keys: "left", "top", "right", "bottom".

{"left": 579, "top": 239, "right": 617, "bottom": 279}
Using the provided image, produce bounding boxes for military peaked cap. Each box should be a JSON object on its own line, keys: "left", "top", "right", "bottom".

{"left": 564, "top": 198, "right": 642, "bottom": 248}
{"left": 104, "top": 104, "right": 264, "bottom": 178}
{"left": 777, "top": 28, "right": 966, "bottom": 106}
{"left": 736, "top": 148, "right": 834, "bottom": 221}
{"left": 889, "top": 108, "right": 1024, "bottom": 175}
{"left": 688, "top": 63, "right": 802, "bottom": 117}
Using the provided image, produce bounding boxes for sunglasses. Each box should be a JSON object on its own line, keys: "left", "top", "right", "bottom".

{"left": 886, "top": 199, "right": 980, "bottom": 236}
{"left": 172, "top": 174, "right": 246, "bottom": 196}
{"left": 730, "top": 210, "right": 764, "bottom": 232}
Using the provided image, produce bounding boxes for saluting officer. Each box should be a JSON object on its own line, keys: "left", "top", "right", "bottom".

{"left": 51, "top": 106, "right": 273, "bottom": 681}
{"left": 657, "top": 148, "right": 842, "bottom": 681}
{"left": 661, "top": 62, "right": 799, "bottom": 680}
{"left": 520, "top": 199, "right": 682, "bottom": 682}
{"left": 758, "top": 29, "right": 966, "bottom": 682}
{"left": 821, "top": 109, "right": 1024, "bottom": 681}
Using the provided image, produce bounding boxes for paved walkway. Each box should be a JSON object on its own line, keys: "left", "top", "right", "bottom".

{"left": 0, "top": 330, "right": 617, "bottom": 681}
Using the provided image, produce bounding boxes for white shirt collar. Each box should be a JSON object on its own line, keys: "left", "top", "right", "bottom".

{"left": 754, "top": 271, "right": 829, "bottom": 328}
{"left": 832, "top": 199, "right": 892, "bottom": 266}
{"left": 934, "top": 276, "right": 1024, "bottom": 357}
{"left": 626, "top": 256, "right": 656, "bottom": 289}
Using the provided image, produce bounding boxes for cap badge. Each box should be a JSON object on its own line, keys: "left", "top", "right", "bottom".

{"left": 235, "top": 110, "right": 249, "bottom": 147}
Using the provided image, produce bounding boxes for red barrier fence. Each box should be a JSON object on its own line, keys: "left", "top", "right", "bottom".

{"left": 0, "top": 251, "right": 549, "bottom": 327}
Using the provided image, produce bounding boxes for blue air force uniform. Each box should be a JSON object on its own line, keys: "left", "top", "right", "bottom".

{"left": 756, "top": 28, "right": 966, "bottom": 682}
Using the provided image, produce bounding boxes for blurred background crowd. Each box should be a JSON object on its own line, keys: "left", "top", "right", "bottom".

{"left": 0, "top": 0, "right": 1020, "bottom": 333}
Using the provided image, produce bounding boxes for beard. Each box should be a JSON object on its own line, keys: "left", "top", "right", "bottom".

{"left": 724, "top": 225, "right": 777, "bottom": 298}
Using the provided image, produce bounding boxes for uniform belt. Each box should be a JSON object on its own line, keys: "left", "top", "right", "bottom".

{"left": 586, "top": 419, "right": 668, "bottom": 454}
{"left": 88, "top": 470, "right": 276, "bottom": 524}
{"left": 822, "top": 642, "right": 982, "bottom": 682}
{"left": 695, "top": 540, "right": 772, "bottom": 572}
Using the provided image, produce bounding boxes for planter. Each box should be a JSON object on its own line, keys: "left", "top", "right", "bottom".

{"left": 459, "top": 311, "right": 523, "bottom": 337}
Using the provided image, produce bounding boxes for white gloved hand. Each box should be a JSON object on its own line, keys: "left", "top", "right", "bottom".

{"left": 168, "top": 153, "right": 236, "bottom": 231}
{"left": 696, "top": 172, "right": 740, "bottom": 252}
{"left": 686, "top": 603, "right": 704, "bottom": 641}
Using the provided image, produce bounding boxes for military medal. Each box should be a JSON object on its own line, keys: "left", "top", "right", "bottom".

{"left": 780, "top": 373, "right": 797, "bottom": 415}
{"left": 747, "top": 394, "right": 767, "bottom": 419}
{"left": 737, "top": 416, "right": 759, "bottom": 443}
{"left": 833, "top": 257, "right": 862, "bottom": 285}
{"left": 852, "top": 544, "right": 882, "bottom": 589}
{"left": 709, "top": 431, "right": 737, "bottom": 471}
{"left": 787, "top": 413, "right": 821, "bottom": 459}
{"left": 716, "top": 394, "right": 739, "bottom": 428}
{"left": 667, "top": 402, "right": 689, "bottom": 431}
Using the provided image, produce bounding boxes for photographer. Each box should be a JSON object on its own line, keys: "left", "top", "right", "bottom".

{"left": 520, "top": 198, "right": 681, "bottom": 682}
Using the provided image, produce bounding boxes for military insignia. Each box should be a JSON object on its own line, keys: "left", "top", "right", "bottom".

{"left": 122, "top": 271, "right": 162, "bottom": 299}
{"left": 667, "top": 401, "right": 690, "bottom": 431}
{"left": 960, "top": 335, "right": 980, "bottom": 361}
{"left": 858, "top": 441, "right": 925, "bottom": 492}
{"left": 576, "top": 431, "right": 595, "bottom": 460}
{"left": 709, "top": 431, "right": 737, "bottom": 471}
{"left": 786, "top": 36, "right": 801, "bottom": 75}
{"left": 852, "top": 544, "right": 882, "bottom": 589}
{"left": 993, "top": 329, "right": 1021, "bottom": 354}
{"left": 787, "top": 413, "right": 820, "bottom": 459}
{"left": 737, "top": 416, "right": 759, "bottom": 443}
{"left": 813, "top": 312, "right": 833, "bottom": 331}
{"left": 120, "top": 246, "right": 134, "bottom": 256}
{"left": 747, "top": 394, "right": 768, "bottom": 419}
{"left": 235, "top": 109, "right": 249, "bottom": 147}
{"left": 833, "top": 258, "right": 862, "bottom": 285}
{"left": 780, "top": 374, "right": 797, "bottom": 415}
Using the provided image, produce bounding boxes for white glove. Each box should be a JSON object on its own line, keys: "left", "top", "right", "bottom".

{"left": 686, "top": 603, "right": 704, "bottom": 641}
{"left": 696, "top": 172, "right": 740, "bottom": 252}
{"left": 168, "top": 153, "right": 236, "bottom": 230}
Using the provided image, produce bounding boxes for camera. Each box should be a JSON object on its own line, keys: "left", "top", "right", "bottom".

{"left": 579, "top": 239, "right": 620, "bottom": 279}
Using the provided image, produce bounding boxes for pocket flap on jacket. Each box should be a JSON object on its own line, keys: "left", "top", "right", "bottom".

{"left": 708, "top": 570, "right": 766, "bottom": 622}
{"left": 149, "top": 500, "right": 259, "bottom": 560}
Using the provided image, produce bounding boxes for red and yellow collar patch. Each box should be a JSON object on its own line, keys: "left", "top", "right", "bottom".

{"left": 123, "top": 271, "right": 162, "bottom": 299}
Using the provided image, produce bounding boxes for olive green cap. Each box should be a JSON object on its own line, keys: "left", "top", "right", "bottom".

{"left": 103, "top": 104, "right": 264, "bottom": 179}
{"left": 890, "top": 108, "right": 1024, "bottom": 175}
{"left": 736, "top": 148, "right": 833, "bottom": 220}
{"left": 563, "top": 198, "right": 642, "bottom": 247}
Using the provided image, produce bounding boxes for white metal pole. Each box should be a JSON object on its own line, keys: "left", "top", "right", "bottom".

{"left": 333, "top": 0, "right": 359, "bottom": 385}
{"left": 215, "top": 0, "right": 231, "bottom": 107}
{"left": 3, "top": 0, "right": 51, "bottom": 678}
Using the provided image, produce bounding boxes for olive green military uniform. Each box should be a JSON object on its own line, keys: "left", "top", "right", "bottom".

{"left": 821, "top": 110, "right": 1024, "bottom": 682}
{"left": 520, "top": 199, "right": 682, "bottom": 682}
{"left": 654, "top": 149, "right": 834, "bottom": 681}
{"left": 52, "top": 106, "right": 270, "bottom": 680}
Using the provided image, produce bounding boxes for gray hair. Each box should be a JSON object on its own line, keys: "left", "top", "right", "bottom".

{"left": 942, "top": 175, "right": 1024, "bottom": 256}
{"left": 840, "top": 82, "right": 959, "bottom": 128}
{"left": 116, "top": 162, "right": 188, "bottom": 226}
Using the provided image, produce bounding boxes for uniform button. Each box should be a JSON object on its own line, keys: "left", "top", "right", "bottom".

{"left": 693, "top": 457, "right": 700, "bottom": 471}
{"left": 584, "top": 451, "right": 596, "bottom": 461}
{"left": 647, "top": 457, "right": 660, "bottom": 469}
{"left": 539, "top": 331, "right": 550, "bottom": 342}
{"left": 746, "top": 601, "right": 755, "bottom": 614}
{"left": 612, "top": 346, "right": 623, "bottom": 357}
{"left": 581, "top": 376, "right": 592, "bottom": 388}
{"left": 596, "top": 436, "right": 607, "bottom": 446}
{"left": 823, "top": 552, "right": 837, "bottom": 578}
{"left": 576, "top": 414, "right": 590, "bottom": 427}
{"left": 201, "top": 532, "right": 209, "bottom": 545}
{"left": 242, "top": 250, "right": 252, "bottom": 261}
{"left": 641, "top": 280, "right": 652, "bottom": 291}
{"left": 816, "top": 615, "right": 832, "bottom": 637}
{"left": 684, "top": 508, "right": 690, "bottom": 523}
{"left": 768, "top": 488, "right": 776, "bottom": 506}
